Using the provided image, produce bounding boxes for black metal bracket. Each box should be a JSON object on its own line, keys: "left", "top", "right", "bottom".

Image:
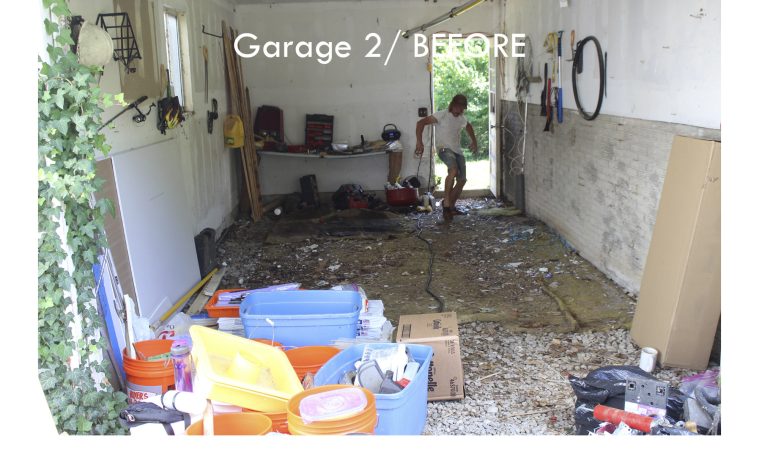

{"left": 202, "top": 25, "right": 223, "bottom": 39}
{"left": 96, "top": 12, "right": 141, "bottom": 73}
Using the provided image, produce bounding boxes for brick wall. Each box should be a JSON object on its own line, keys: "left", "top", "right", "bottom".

{"left": 501, "top": 100, "right": 720, "bottom": 294}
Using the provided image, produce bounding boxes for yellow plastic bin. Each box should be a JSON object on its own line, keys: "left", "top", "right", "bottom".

{"left": 189, "top": 325, "right": 304, "bottom": 412}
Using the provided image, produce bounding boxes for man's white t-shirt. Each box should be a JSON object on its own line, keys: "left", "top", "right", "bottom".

{"left": 432, "top": 109, "right": 468, "bottom": 155}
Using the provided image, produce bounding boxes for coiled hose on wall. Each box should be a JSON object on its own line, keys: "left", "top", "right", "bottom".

{"left": 571, "top": 35, "right": 605, "bottom": 120}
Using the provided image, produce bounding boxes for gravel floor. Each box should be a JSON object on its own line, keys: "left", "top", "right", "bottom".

{"left": 423, "top": 323, "right": 698, "bottom": 435}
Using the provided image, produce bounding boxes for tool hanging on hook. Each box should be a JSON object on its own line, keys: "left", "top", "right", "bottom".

{"left": 98, "top": 95, "right": 153, "bottom": 131}
{"left": 202, "top": 46, "right": 209, "bottom": 104}
{"left": 557, "top": 30, "right": 564, "bottom": 124}
{"left": 207, "top": 98, "right": 218, "bottom": 134}
{"left": 567, "top": 30, "right": 576, "bottom": 62}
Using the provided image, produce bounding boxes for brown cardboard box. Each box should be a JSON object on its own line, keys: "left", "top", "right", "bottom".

{"left": 631, "top": 136, "right": 721, "bottom": 370}
{"left": 396, "top": 312, "right": 464, "bottom": 401}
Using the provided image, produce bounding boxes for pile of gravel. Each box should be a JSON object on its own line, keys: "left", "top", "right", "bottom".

{"left": 423, "top": 323, "right": 697, "bottom": 435}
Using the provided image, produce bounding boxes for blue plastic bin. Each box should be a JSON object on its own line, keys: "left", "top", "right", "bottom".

{"left": 313, "top": 343, "right": 433, "bottom": 435}
{"left": 239, "top": 290, "right": 361, "bottom": 347}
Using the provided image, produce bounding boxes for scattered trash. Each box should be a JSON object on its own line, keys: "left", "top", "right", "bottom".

{"left": 569, "top": 365, "right": 686, "bottom": 435}
{"left": 507, "top": 262, "right": 523, "bottom": 268}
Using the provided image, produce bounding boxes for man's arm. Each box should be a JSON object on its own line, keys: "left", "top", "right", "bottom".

{"left": 465, "top": 122, "right": 478, "bottom": 154}
{"left": 415, "top": 115, "right": 438, "bottom": 156}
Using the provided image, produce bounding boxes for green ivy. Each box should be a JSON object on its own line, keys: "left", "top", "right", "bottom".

{"left": 38, "top": 0, "right": 127, "bottom": 434}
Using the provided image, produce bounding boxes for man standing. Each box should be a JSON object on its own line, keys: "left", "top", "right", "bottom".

{"left": 415, "top": 94, "right": 479, "bottom": 222}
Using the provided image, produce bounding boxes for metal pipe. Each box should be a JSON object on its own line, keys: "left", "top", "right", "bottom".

{"left": 402, "top": 0, "right": 486, "bottom": 38}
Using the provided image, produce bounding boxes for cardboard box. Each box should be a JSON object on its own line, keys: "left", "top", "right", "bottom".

{"left": 631, "top": 136, "right": 721, "bottom": 370}
{"left": 396, "top": 312, "right": 464, "bottom": 401}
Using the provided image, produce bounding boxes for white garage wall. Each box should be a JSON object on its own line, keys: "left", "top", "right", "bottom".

{"left": 234, "top": 0, "right": 501, "bottom": 195}
{"left": 499, "top": 0, "right": 721, "bottom": 293}
{"left": 502, "top": 0, "right": 721, "bottom": 129}
{"left": 69, "top": 0, "right": 239, "bottom": 235}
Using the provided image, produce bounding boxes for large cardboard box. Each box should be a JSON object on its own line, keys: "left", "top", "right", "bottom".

{"left": 396, "top": 312, "right": 464, "bottom": 401}
{"left": 631, "top": 136, "right": 721, "bottom": 370}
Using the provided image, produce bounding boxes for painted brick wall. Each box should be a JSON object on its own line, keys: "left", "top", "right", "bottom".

{"left": 501, "top": 101, "right": 720, "bottom": 294}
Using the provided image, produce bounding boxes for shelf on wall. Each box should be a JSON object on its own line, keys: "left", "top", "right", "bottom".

{"left": 258, "top": 150, "right": 395, "bottom": 159}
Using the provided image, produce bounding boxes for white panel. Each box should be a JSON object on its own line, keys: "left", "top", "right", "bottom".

{"left": 112, "top": 139, "right": 201, "bottom": 325}
{"left": 502, "top": 0, "right": 721, "bottom": 129}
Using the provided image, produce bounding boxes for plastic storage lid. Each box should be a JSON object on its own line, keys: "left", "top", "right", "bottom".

{"left": 299, "top": 387, "right": 368, "bottom": 424}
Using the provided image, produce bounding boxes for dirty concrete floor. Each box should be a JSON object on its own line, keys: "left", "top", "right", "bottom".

{"left": 218, "top": 197, "right": 636, "bottom": 333}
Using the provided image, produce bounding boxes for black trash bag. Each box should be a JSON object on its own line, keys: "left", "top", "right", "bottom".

{"left": 119, "top": 401, "right": 190, "bottom": 435}
{"left": 568, "top": 365, "right": 686, "bottom": 435}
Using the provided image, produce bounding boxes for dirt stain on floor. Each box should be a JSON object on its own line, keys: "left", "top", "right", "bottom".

{"left": 218, "top": 198, "right": 635, "bottom": 333}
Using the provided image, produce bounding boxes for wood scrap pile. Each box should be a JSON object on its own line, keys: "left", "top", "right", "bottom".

{"left": 221, "top": 20, "right": 264, "bottom": 221}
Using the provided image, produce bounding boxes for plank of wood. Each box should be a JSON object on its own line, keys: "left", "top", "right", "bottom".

{"left": 222, "top": 22, "right": 264, "bottom": 221}
{"left": 186, "top": 266, "right": 227, "bottom": 315}
{"left": 221, "top": 21, "right": 256, "bottom": 217}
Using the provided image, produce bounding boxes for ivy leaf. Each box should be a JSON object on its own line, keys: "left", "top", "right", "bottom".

{"left": 39, "top": 372, "right": 58, "bottom": 390}
{"left": 53, "top": 91, "right": 65, "bottom": 110}
{"left": 51, "top": 2, "right": 70, "bottom": 17}
{"left": 56, "top": 28, "right": 75, "bottom": 46}
{"left": 44, "top": 18, "right": 58, "bottom": 36}
{"left": 114, "top": 93, "right": 126, "bottom": 106}
{"left": 40, "top": 296, "right": 55, "bottom": 310}
{"left": 73, "top": 72, "right": 89, "bottom": 86}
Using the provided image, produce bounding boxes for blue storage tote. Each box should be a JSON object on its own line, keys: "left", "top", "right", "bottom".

{"left": 313, "top": 343, "right": 433, "bottom": 435}
{"left": 239, "top": 290, "right": 361, "bottom": 347}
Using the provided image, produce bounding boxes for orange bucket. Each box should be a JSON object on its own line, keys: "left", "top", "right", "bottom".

{"left": 286, "top": 385, "right": 377, "bottom": 435}
{"left": 251, "top": 338, "right": 285, "bottom": 351}
{"left": 285, "top": 346, "right": 340, "bottom": 380}
{"left": 185, "top": 412, "right": 272, "bottom": 435}
{"left": 122, "top": 340, "right": 175, "bottom": 404}
{"left": 245, "top": 408, "right": 289, "bottom": 434}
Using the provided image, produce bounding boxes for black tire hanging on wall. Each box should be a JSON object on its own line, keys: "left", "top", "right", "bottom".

{"left": 571, "top": 35, "right": 605, "bottom": 121}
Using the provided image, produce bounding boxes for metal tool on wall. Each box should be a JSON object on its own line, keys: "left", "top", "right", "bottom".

{"left": 557, "top": 30, "right": 564, "bottom": 123}
{"left": 203, "top": 45, "right": 209, "bottom": 104}
{"left": 540, "top": 63, "right": 547, "bottom": 116}
{"left": 567, "top": 30, "right": 576, "bottom": 62}
{"left": 98, "top": 95, "right": 153, "bottom": 131}
{"left": 207, "top": 98, "right": 218, "bottom": 134}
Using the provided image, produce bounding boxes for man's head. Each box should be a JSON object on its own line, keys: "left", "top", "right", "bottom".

{"left": 448, "top": 94, "right": 468, "bottom": 117}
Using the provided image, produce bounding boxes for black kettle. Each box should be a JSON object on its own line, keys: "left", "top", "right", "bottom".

{"left": 381, "top": 124, "right": 401, "bottom": 141}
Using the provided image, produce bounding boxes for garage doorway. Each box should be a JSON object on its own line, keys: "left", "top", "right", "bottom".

{"left": 432, "top": 35, "right": 492, "bottom": 192}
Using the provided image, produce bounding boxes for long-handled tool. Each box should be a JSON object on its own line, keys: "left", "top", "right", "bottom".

{"left": 557, "top": 30, "right": 564, "bottom": 123}
{"left": 543, "top": 76, "right": 552, "bottom": 132}
{"left": 98, "top": 95, "right": 150, "bottom": 131}
{"left": 202, "top": 45, "right": 209, "bottom": 104}
{"left": 540, "top": 63, "right": 547, "bottom": 116}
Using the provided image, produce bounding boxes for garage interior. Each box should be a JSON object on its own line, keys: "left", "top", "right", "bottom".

{"left": 39, "top": 0, "right": 722, "bottom": 436}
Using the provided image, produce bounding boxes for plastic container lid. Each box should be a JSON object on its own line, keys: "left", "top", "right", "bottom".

{"left": 170, "top": 337, "right": 192, "bottom": 357}
{"left": 298, "top": 387, "right": 368, "bottom": 424}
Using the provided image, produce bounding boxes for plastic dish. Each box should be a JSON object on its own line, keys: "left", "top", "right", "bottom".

{"left": 189, "top": 325, "right": 303, "bottom": 412}
{"left": 298, "top": 387, "right": 368, "bottom": 424}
